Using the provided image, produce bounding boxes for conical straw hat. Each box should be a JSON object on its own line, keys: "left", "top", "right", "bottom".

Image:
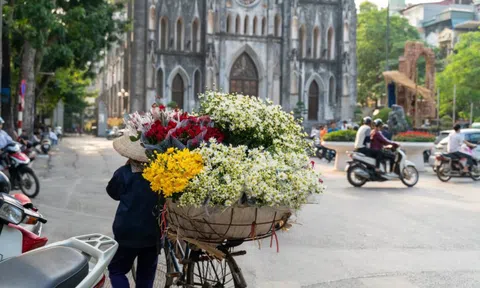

{"left": 113, "top": 134, "right": 149, "bottom": 163}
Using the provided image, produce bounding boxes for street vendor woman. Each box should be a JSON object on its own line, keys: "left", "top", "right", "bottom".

{"left": 107, "top": 134, "right": 164, "bottom": 288}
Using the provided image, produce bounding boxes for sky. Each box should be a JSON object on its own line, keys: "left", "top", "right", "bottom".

{"left": 357, "top": 0, "right": 440, "bottom": 8}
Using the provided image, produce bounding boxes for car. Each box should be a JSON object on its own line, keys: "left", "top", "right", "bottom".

{"left": 428, "top": 128, "right": 480, "bottom": 169}
{"left": 472, "top": 122, "right": 480, "bottom": 129}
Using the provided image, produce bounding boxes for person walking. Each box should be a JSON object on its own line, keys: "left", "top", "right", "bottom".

{"left": 107, "top": 135, "right": 163, "bottom": 288}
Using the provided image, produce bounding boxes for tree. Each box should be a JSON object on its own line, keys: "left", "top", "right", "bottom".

{"left": 5, "top": 0, "right": 126, "bottom": 133}
{"left": 437, "top": 31, "right": 480, "bottom": 122}
{"left": 357, "top": 2, "right": 420, "bottom": 105}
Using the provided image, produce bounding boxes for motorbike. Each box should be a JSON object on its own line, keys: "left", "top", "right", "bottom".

{"left": 0, "top": 193, "right": 118, "bottom": 288}
{"left": 434, "top": 146, "right": 480, "bottom": 182}
{"left": 316, "top": 145, "right": 336, "bottom": 163}
{"left": 345, "top": 146, "right": 419, "bottom": 188}
{"left": 19, "top": 139, "right": 38, "bottom": 162}
{"left": 0, "top": 193, "right": 47, "bottom": 261}
{"left": 39, "top": 136, "right": 52, "bottom": 154}
{"left": 106, "top": 128, "right": 123, "bottom": 140}
{"left": 0, "top": 142, "right": 40, "bottom": 198}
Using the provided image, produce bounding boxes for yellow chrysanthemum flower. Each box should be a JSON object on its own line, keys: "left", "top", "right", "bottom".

{"left": 143, "top": 148, "right": 204, "bottom": 198}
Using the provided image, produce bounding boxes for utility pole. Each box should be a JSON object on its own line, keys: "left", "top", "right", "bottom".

{"left": 453, "top": 84, "right": 456, "bottom": 123}
{"left": 385, "top": 4, "right": 390, "bottom": 106}
{"left": 437, "top": 88, "right": 440, "bottom": 129}
{"left": 470, "top": 102, "right": 474, "bottom": 126}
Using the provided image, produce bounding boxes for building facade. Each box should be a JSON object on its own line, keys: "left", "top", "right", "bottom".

{"left": 129, "top": 0, "right": 357, "bottom": 127}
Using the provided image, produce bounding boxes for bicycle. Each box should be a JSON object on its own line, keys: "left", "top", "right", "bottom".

{"left": 131, "top": 233, "right": 247, "bottom": 288}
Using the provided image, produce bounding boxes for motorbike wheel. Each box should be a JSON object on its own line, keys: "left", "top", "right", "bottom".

{"left": 347, "top": 165, "right": 367, "bottom": 187}
{"left": 471, "top": 166, "right": 480, "bottom": 181}
{"left": 436, "top": 163, "right": 451, "bottom": 182}
{"left": 17, "top": 166, "right": 40, "bottom": 198}
{"left": 400, "top": 166, "right": 419, "bottom": 187}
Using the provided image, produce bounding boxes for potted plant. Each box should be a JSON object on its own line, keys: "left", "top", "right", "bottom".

{"left": 392, "top": 131, "right": 435, "bottom": 171}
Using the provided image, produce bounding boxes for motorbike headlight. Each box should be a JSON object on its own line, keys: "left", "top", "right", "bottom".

{"left": 0, "top": 202, "right": 24, "bottom": 225}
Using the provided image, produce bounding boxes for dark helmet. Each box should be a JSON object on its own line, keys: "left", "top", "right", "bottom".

{"left": 363, "top": 117, "right": 372, "bottom": 125}
{"left": 374, "top": 118, "right": 384, "bottom": 127}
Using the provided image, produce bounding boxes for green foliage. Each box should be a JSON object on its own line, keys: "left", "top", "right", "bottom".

{"left": 440, "top": 115, "right": 453, "bottom": 130}
{"left": 323, "top": 130, "right": 357, "bottom": 142}
{"left": 437, "top": 31, "right": 480, "bottom": 122}
{"left": 354, "top": 106, "right": 363, "bottom": 122}
{"left": 168, "top": 101, "right": 179, "bottom": 109}
{"left": 6, "top": 0, "right": 127, "bottom": 130}
{"left": 293, "top": 101, "right": 307, "bottom": 120}
{"left": 357, "top": 2, "right": 420, "bottom": 104}
{"left": 375, "top": 107, "right": 391, "bottom": 123}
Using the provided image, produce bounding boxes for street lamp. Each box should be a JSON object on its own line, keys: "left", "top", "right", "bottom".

{"left": 117, "top": 88, "right": 129, "bottom": 115}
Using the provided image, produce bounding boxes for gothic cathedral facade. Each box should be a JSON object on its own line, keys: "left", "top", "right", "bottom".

{"left": 136, "top": 0, "right": 357, "bottom": 126}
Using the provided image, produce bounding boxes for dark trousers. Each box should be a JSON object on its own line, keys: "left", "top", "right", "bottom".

{"left": 108, "top": 245, "right": 158, "bottom": 288}
{"left": 451, "top": 152, "right": 474, "bottom": 169}
{"left": 355, "top": 148, "right": 382, "bottom": 168}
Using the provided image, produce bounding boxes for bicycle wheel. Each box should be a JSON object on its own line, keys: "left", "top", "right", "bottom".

{"left": 132, "top": 247, "right": 174, "bottom": 287}
{"left": 185, "top": 249, "right": 246, "bottom": 288}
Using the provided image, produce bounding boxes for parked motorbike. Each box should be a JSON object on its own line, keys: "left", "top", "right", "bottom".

{"left": 434, "top": 147, "right": 480, "bottom": 182}
{"left": 0, "top": 193, "right": 47, "bottom": 261}
{"left": 0, "top": 142, "right": 40, "bottom": 198}
{"left": 0, "top": 171, "right": 11, "bottom": 193}
{"left": 18, "top": 139, "right": 38, "bottom": 162}
{"left": 39, "top": 136, "right": 52, "bottom": 154}
{"left": 316, "top": 145, "right": 336, "bottom": 163}
{"left": 345, "top": 146, "right": 419, "bottom": 188}
{"left": 0, "top": 193, "right": 118, "bottom": 288}
{"left": 106, "top": 127, "right": 123, "bottom": 140}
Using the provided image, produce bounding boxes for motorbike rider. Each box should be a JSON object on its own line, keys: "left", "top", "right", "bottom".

{"left": 0, "top": 117, "right": 14, "bottom": 150}
{"left": 354, "top": 117, "right": 377, "bottom": 159}
{"left": 371, "top": 119, "right": 399, "bottom": 173}
{"left": 447, "top": 124, "right": 477, "bottom": 173}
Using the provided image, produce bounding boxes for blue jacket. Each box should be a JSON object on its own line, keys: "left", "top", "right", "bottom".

{"left": 106, "top": 165, "right": 161, "bottom": 248}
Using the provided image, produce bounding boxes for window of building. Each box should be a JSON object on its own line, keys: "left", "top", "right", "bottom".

{"left": 299, "top": 25, "right": 306, "bottom": 58}
{"left": 192, "top": 18, "right": 200, "bottom": 52}
{"left": 157, "top": 69, "right": 164, "bottom": 98}
{"left": 327, "top": 27, "right": 335, "bottom": 59}
{"left": 160, "top": 17, "right": 168, "bottom": 50}
{"left": 230, "top": 53, "right": 258, "bottom": 97}
{"left": 149, "top": 6, "right": 155, "bottom": 30}
{"left": 236, "top": 15, "right": 241, "bottom": 34}
{"left": 226, "top": 14, "right": 232, "bottom": 33}
{"left": 244, "top": 15, "right": 249, "bottom": 35}
{"left": 172, "top": 74, "right": 184, "bottom": 109}
{"left": 253, "top": 16, "right": 258, "bottom": 35}
{"left": 176, "top": 18, "right": 184, "bottom": 51}
{"left": 261, "top": 17, "right": 266, "bottom": 35}
{"left": 329, "top": 76, "right": 335, "bottom": 105}
{"left": 274, "top": 14, "right": 281, "bottom": 37}
{"left": 313, "top": 26, "right": 320, "bottom": 58}
{"left": 194, "top": 70, "right": 201, "bottom": 103}
{"left": 308, "top": 81, "right": 319, "bottom": 121}
{"left": 343, "top": 23, "right": 349, "bottom": 42}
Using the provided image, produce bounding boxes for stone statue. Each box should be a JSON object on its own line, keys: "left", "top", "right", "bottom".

{"left": 387, "top": 105, "right": 409, "bottom": 135}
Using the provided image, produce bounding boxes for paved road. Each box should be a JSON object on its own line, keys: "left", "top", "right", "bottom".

{"left": 32, "top": 136, "right": 480, "bottom": 288}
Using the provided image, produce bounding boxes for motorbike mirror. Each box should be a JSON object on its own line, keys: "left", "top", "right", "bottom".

{"left": 24, "top": 208, "right": 47, "bottom": 224}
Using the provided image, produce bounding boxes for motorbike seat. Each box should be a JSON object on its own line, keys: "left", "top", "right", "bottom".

{"left": 0, "top": 246, "right": 88, "bottom": 288}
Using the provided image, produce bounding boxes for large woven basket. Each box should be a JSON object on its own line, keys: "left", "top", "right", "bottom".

{"left": 166, "top": 199, "right": 292, "bottom": 243}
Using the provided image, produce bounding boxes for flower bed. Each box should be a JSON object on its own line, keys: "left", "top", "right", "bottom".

{"left": 393, "top": 131, "right": 436, "bottom": 142}
{"left": 124, "top": 92, "right": 325, "bottom": 242}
